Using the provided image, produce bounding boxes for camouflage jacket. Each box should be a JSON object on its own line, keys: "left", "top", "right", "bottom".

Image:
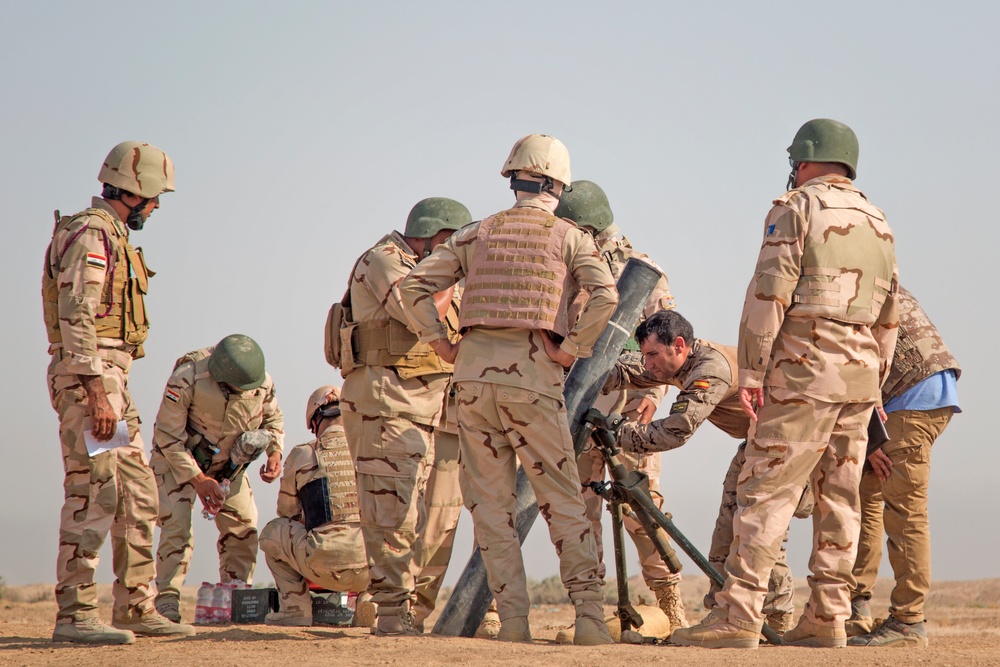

{"left": 340, "top": 230, "right": 449, "bottom": 424}
{"left": 151, "top": 347, "right": 284, "bottom": 484}
{"left": 738, "top": 175, "right": 899, "bottom": 403}
{"left": 399, "top": 196, "right": 618, "bottom": 401}
{"left": 605, "top": 340, "right": 750, "bottom": 453}
{"left": 275, "top": 425, "right": 367, "bottom": 570}
{"left": 882, "top": 286, "right": 961, "bottom": 401}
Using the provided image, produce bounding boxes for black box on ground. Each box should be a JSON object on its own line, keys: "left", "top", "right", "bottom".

{"left": 232, "top": 588, "right": 278, "bottom": 624}
{"left": 312, "top": 593, "right": 354, "bottom": 627}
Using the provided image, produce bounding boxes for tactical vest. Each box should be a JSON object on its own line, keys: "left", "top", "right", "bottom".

{"left": 461, "top": 207, "right": 575, "bottom": 335}
{"left": 176, "top": 349, "right": 268, "bottom": 471}
{"left": 784, "top": 182, "right": 895, "bottom": 326}
{"left": 306, "top": 428, "right": 360, "bottom": 527}
{"left": 43, "top": 207, "right": 151, "bottom": 350}
{"left": 881, "top": 286, "right": 961, "bottom": 401}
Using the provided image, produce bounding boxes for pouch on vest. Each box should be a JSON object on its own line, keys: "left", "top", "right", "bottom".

{"left": 299, "top": 477, "right": 334, "bottom": 531}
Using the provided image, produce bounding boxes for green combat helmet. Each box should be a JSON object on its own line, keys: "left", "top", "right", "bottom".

{"left": 787, "top": 118, "right": 859, "bottom": 179}
{"left": 208, "top": 334, "right": 266, "bottom": 391}
{"left": 554, "top": 180, "right": 614, "bottom": 231}
{"left": 404, "top": 197, "right": 473, "bottom": 238}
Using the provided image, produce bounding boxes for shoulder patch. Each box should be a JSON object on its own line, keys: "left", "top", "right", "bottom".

{"left": 767, "top": 224, "right": 776, "bottom": 236}
{"left": 85, "top": 253, "right": 107, "bottom": 269}
{"left": 165, "top": 389, "right": 180, "bottom": 403}
{"left": 691, "top": 379, "right": 711, "bottom": 390}
{"left": 670, "top": 400, "right": 689, "bottom": 415}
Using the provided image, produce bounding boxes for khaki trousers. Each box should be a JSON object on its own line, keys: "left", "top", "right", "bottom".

{"left": 456, "top": 382, "right": 602, "bottom": 620}
{"left": 852, "top": 407, "right": 952, "bottom": 623}
{"left": 47, "top": 353, "right": 159, "bottom": 623}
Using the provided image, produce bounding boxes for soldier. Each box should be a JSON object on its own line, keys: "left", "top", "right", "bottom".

{"left": 44, "top": 141, "right": 193, "bottom": 644}
{"left": 552, "top": 180, "right": 690, "bottom": 629}
{"left": 672, "top": 118, "right": 899, "bottom": 649}
{"left": 339, "top": 197, "right": 471, "bottom": 635}
{"left": 848, "top": 287, "right": 960, "bottom": 647}
{"left": 399, "top": 134, "right": 619, "bottom": 646}
{"left": 150, "top": 334, "right": 284, "bottom": 621}
{"left": 259, "top": 386, "right": 374, "bottom": 627}
{"left": 608, "top": 309, "right": 810, "bottom": 634}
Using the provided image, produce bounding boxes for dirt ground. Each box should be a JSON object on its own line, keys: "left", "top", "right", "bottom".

{"left": 2, "top": 577, "right": 998, "bottom": 667}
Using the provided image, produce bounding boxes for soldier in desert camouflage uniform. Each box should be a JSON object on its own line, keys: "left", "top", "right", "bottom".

{"left": 150, "top": 334, "right": 284, "bottom": 621}
{"left": 399, "top": 134, "right": 619, "bottom": 646}
{"left": 43, "top": 142, "right": 193, "bottom": 644}
{"left": 608, "top": 309, "right": 811, "bottom": 634}
{"left": 259, "top": 385, "right": 373, "bottom": 628}
{"left": 848, "top": 287, "right": 960, "bottom": 648}
{"left": 339, "top": 197, "right": 471, "bottom": 635}
{"left": 552, "top": 180, "right": 691, "bottom": 629}
{"left": 673, "top": 119, "right": 899, "bottom": 649}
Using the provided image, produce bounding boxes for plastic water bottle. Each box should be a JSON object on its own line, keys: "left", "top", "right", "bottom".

{"left": 194, "top": 582, "right": 214, "bottom": 625}
{"left": 212, "top": 583, "right": 236, "bottom": 623}
{"left": 202, "top": 479, "right": 231, "bottom": 521}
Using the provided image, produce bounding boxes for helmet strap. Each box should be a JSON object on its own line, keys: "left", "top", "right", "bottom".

{"left": 126, "top": 198, "right": 150, "bottom": 231}
{"left": 509, "top": 175, "right": 556, "bottom": 195}
{"left": 786, "top": 162, "right": 800, "bottom": 191}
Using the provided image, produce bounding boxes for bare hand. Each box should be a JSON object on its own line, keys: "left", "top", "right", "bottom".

{"left": 633, "top": 397, "right": 657, "bottom": 424}
{"left": 739, "top": 387, "right": 764, "bottom": 421}
{"left": 430, "top": 338, "right": 460, "bottom": 364}
{"left": 540, "top": 331, "right": 575, "bottom": 368}
{"left": 868, "top": 447, "right": 893, "bottom": 481}
{"left": 80, "top": 374, "right": 116, "bottom": 441}
{"left": 877, "top": 405, "right": 888, "bottom": 423}
{"left": 433, "top": 286, "right": 455, "bottom": 322}
{"left": 259, "top": 450, "right": 282, "bottom": 483}
{"left": 192, "top": 474, "right": 226, "bottom": 514}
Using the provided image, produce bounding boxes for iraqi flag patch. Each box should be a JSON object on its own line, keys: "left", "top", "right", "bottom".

{"left": 85, "top": 253, "right": 107, "bottom": 269}
{"left": 692, "top": 379, "right": 711, "bottom": 390}
{"left": 165, "top": 389, "right": 180, "bottom": 403}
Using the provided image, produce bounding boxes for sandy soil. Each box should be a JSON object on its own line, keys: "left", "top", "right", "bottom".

{"left": 2, "top": 577, "right": 998, "bottom": 667}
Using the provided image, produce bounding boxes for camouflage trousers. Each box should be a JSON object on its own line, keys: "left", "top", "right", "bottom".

{"left": 259, "top": 518, "right": 370, "bottom": 613}
{"left": 715, "top": 388, "right": 872, "bottom": 633}
{"left": 343, "top": 412, "right": 433, "bottom": 608}
{"left": 579, "top": 447, "right": 677, "bottom": 589}
{"left": 47, "top": 349, "right": 159, "bottom": 623}
{"left": 703, "top": 440, "right": 814, "bottom": 615}
{"left": 455, "top": 382, "right": 603, "bottom": 620}
{"left": 852, "top": 407, "right": 953, "bottom": 624}
{"left": 413, "top": 428, "right": 463, "bottom": 624}
{"left": 151, "top": 455, "right": 258, "bottom": 602}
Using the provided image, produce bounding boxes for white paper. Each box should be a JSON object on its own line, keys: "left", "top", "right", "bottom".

{"left": 84, "top": 420, "right": 131, "bottom": 457}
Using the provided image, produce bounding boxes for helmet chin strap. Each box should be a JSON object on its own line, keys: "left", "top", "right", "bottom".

{"left": 510, "top": 175, "right": 557, "bottom": 196}
{"left": 786, "top": 163, "right": 799, "bottom": 191}
{"left": 126, "top": 199, "right": 150, "bottom": 231}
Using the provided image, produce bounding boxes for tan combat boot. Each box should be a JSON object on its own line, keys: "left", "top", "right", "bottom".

{"left": 155, "top": 596, "right": 182, "bottom": 623}
{"left": 265, "top": 606, "right": 313, "bottom": 627}
{"left": 764, "top": 610, "right": 794, "bottom": 635}
{"left": 845, "top": 597, "right": 874, "bottom": 637}
{"left": 782, "top": 615, "right": 847, "bottom": 648}
{"left": 670, "top": 613, "right": 759, "bottom": 649}
{"left": 352, "top": 592, "right": 377, "bottom": 629}
{"left": 475, "top": 606, "right": 502, "bottom": 639}
{"left": 113, "top": 611, "right": 195, "bottom": 637}
{"left": 496, "top": 615, "right": 532, "bottom": 642}
{"left": 371, "top": 602, "right": 421, "bottom": 636}
{"left": 653, "top": 582, "right": 688, "bottom": 630}
{"left": 52, "top": 618, "right": 135, "bottom": 645}
{"left": 571, "top": 593, "right": 614, "bottom": 646}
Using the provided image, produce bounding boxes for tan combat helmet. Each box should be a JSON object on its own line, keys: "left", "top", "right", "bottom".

{"left": 306, "top": 385, "right": 341, "bottom": 433}
{"left": 99, "top": 141, "right": 175, "bottom": 198}
{"left": 501, "top": 134, "right": 571, "bottom": 193}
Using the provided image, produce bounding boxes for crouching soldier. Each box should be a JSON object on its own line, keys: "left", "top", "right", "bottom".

{"left": 259, "top": 386, "right": 374, "bottom": 627}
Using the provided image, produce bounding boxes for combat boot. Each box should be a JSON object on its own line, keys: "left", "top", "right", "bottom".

{"left": 265, "top": 606, "right": 312, "bottom": 627}
{"left": 475, "top": 607, "right": 502, "bottom": 639}
{"left": 113, "top": 611, "right": 195, "bottom": 637}
{"left": 371, "top": 602, "right": 421, "bottom": 636}
{"left": 496, "top": 615, "right": 532, "bottom": 642}
{"left": 848, "top": 615, "right": 928, "bottom": 648}
{"left": 845, "top": 596, "right": 874, "bottom": 637}
{"left": 572, "top": 594, "right": 614, "bottom": 646}
{"left": 670, "top": 613, "right": 759, "bottom": 649}
{"left": 352, "top": 592, "right": 377, "bottom": 629}
{"left": 782, "top": 615, "right": 846, "bottom": 648}
{"left": 653, "top": 582, "right": 689, "bottom": 630}
{"left": 764, "top": 610, "right": 794, "bottom": 635}
{"left": 52, "top": 618, "right": 135, "bottom": 645}
{"left": 155, "top": 596, "right": 181, "bottom": 623}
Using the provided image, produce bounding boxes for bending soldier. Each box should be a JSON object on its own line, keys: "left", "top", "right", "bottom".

{"left": 44, "top": 142, "right": 193, "bottom": 644}
{"left": 400, "top": 134, "right": 619, "bottom": 646}
{"left": 259, "top": 386, "right": 374, "bottom": 627}
{"left": 151, "top": 334, "right": 284, "bottom": 621}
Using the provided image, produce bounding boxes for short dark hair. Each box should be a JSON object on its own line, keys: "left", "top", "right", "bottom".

{"left": 636, "top": 310, "right": 694, "bottom": 347}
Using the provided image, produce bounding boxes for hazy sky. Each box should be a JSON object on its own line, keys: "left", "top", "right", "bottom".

{"left": 2, "top": 2, "right": 995, "bottom": 592}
